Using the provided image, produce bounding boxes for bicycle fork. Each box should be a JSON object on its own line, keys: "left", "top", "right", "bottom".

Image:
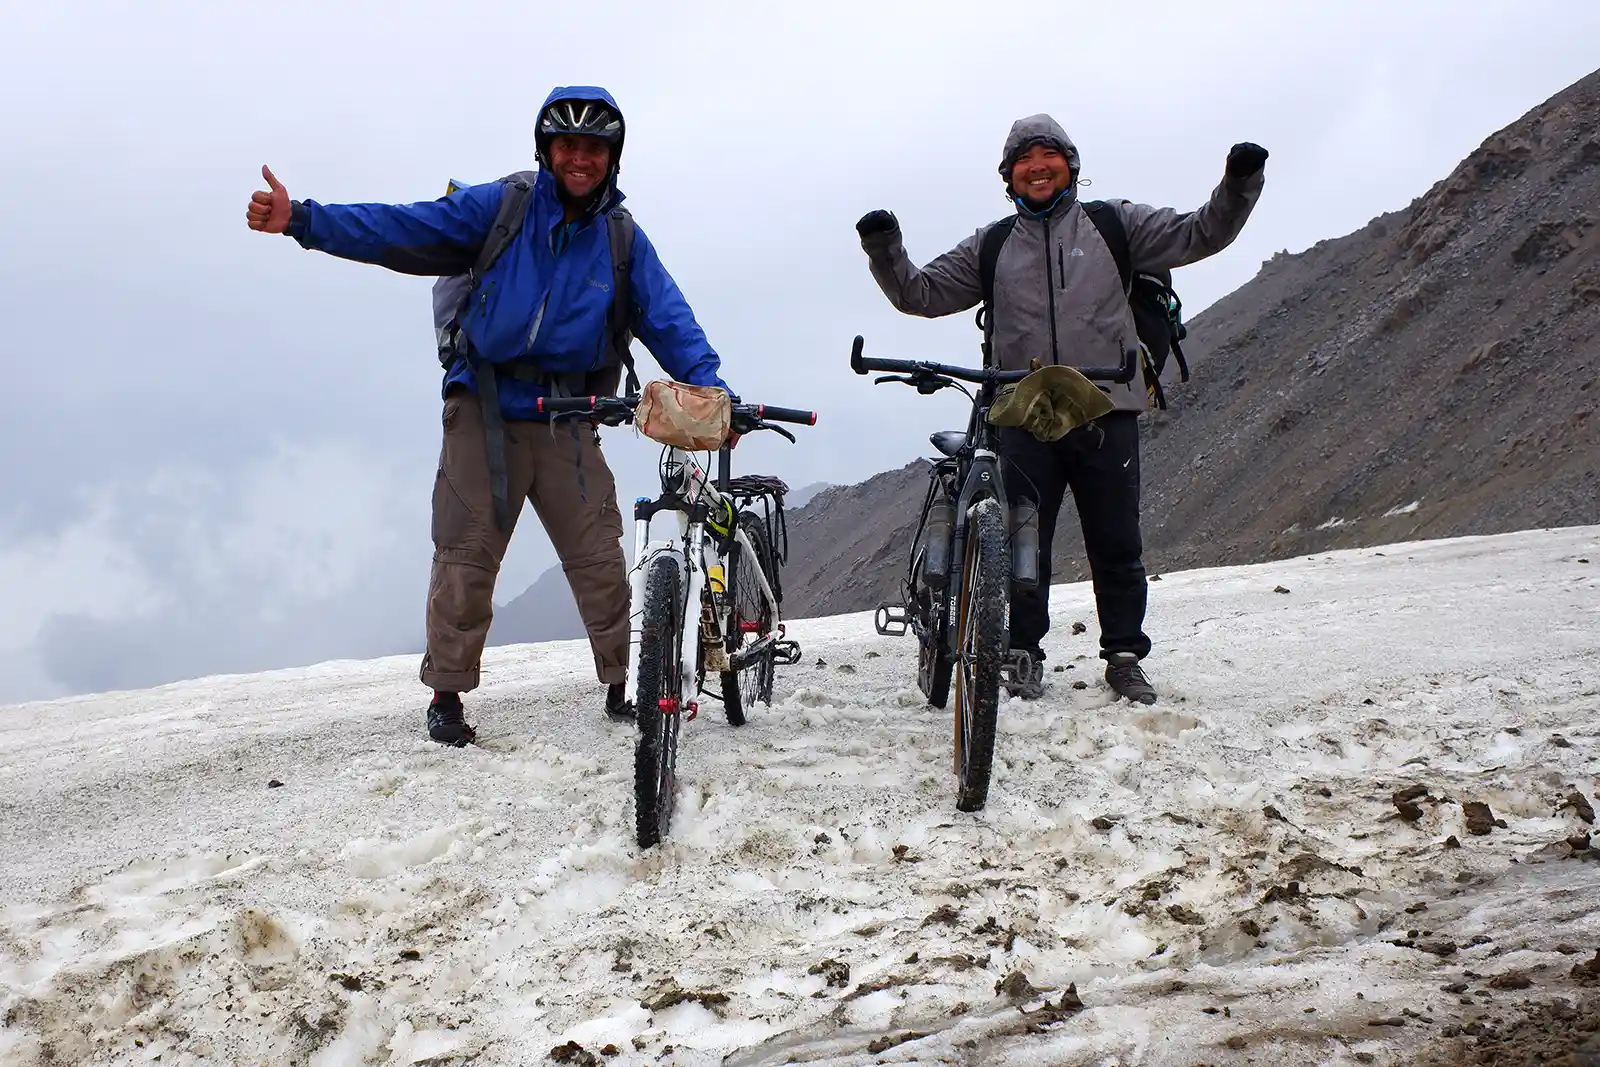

{"left": 623, "top": 508, "right": 652, "bottom": 713}
{"left": 678, "top": 523, "right": 708, "bottom": 717}
{"left": 625, "top": 503, "right": 709, "bottom": 720}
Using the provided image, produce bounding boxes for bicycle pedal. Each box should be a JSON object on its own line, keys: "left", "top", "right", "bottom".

{"left": 874, "top": 603, "right": 911, "bottom": 637}
{"left": 771, "top": 640, "right": 801, "bottom": 666}
{"left": 1000, "top": 651, "right": 1046, "bottom": 698}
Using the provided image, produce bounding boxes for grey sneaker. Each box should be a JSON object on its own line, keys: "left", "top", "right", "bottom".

{"left": 1105, "top": 653, "right": 1156, "bottom": 705}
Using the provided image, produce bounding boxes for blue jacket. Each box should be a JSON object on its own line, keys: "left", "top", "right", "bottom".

{"left": 285, "top": 91, "right": 729, "bottom": 420}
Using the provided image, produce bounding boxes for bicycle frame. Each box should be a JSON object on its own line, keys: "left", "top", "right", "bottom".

{"left": 623, "top": 446, "right": 783, "bottom": 715}
{"left": 881, "top": 368, "right": 1017, "bottom": 649}
{"left": 942, "top": 380, "right": 1010, "bottom": 642}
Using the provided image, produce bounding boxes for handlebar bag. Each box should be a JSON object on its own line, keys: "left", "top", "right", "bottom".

{"left": 636, "top": 379, "right": 732, "bottom": 451}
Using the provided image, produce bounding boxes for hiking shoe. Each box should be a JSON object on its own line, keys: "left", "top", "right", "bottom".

{"left": 1002, "top": 647, "right": 1046, "bottom": 700}
{"left": 427, "top": 691, "right": 476, "bottom": 746}
{"left": 1104, "top": 653, "right": 1156, "bottom": 705}
{"left": 605, "top": 683, "right": 634, "bottom": 721}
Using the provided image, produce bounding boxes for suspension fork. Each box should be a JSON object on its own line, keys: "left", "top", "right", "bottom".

{"left": 624, "top": 505, "right": 652, "bottom": 710}
{"left": 679, "top": 519, "right": 709, "bottom": 705}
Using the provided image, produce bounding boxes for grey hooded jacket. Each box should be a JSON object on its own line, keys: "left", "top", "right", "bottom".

{"left": 860, "top": 114, "right": 1264, "bottom": 413}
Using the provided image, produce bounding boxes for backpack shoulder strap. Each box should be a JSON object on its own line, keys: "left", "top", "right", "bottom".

{"left": 605, "top": 206, "right": 640, "bottom": 396}
{"left": 1082, "top": 199, "right": 1132, "bottom": 296}
{"left": 978, "top": 215, "right": 1017, "bottom": 310}
{"left": 975, "top": 215, "right": 1018, "bottom": 363}
{"left": 470, "top": 170, "right": 537, "bottom": 278}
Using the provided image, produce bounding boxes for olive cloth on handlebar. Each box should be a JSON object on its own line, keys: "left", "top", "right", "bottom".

{"left": 634, "top": 379, "right": 732, "bottom": 450}
{"left": 986, "top": 365, "right": 1115, "bottom": 442}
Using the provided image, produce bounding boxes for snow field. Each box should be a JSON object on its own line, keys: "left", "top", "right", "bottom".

{"left": 1, "top": 526, "right": 1597, "bottom": 1065}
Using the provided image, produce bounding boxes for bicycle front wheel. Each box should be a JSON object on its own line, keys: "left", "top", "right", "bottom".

{"left": 634, "top": 553, "right": 686, "bottom": 848}
{"left": 952, "top": 497, "right": 1008, "bottom": 813}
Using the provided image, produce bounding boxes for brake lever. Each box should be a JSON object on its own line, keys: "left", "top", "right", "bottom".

{"left": 874, "top": 374, "right": 913, "bottom": 385}
{"left": 761, "top": 421, "right": 797, "bottom": 444}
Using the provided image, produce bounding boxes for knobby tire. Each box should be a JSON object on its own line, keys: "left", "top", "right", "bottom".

{"left": 953, "top": 498, "right": 1008, "bottom": 813}
{"left": 634, "top": 555, "right": 684, "bottom": 848}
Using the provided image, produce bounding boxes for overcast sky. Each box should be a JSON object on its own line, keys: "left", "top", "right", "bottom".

{"left": 3, "top": 0, "right": 1596, "bottom": 704}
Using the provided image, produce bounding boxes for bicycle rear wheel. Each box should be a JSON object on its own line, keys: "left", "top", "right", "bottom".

{"left": 722, "top": 511, "right": 776, "bottom": 726}
{"left": 634, "top": 554, "right": 685, "bottom": 848}
{"left": 952, "top": 497, "right": 1008, "bottom": 813}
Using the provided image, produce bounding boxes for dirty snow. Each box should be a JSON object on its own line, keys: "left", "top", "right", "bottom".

{"left": 1, "top": 526, "right": 1597, "bottom": 1066}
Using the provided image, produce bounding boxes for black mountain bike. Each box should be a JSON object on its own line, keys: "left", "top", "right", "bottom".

{"left": 850, "top": 335, "right": 1138, "bottom": 812}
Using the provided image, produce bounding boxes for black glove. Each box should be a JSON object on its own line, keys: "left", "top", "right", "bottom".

{"left": 856, "top": 209, "right": 899, "bottom": 238}
{"left": 1226, "top": 142, "right": 1269, "bottom": 180}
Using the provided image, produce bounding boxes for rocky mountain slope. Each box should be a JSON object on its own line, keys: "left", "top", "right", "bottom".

{"left": 1136, "top": 65, "right": 1599, "bottom": 576}
{"left": 779, "top": 66, "right": 1600, "bottom": 620}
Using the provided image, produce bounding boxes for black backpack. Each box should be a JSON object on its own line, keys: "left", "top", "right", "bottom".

{"left": 977, "top": 200, "right": 1191, "bottom": 409}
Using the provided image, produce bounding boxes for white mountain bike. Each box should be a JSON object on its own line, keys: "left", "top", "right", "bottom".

{"left": 539, "top": 392, "right": 817, "bottom": 847}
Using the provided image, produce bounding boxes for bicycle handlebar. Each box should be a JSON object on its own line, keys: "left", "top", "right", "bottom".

{"left": 535, "top": 394, "right": 818, "bottom": 429}
{"left": 849, "top": 334, "right": 1138, "bottom": 385}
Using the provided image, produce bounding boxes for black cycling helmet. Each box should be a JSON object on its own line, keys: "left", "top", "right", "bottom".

{"left": 535, "top": 95, "right": 625, "bottom": 170}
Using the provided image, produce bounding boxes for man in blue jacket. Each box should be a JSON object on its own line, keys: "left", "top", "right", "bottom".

{"left": 246, "top": 86, "right": 732, "bottom": 746}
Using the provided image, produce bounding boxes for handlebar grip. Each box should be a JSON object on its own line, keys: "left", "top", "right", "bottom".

{"left": 860, "top": 356, "right": 922, "bottom": 375}
{"left": 755, "top": 405, "right": 818, "bottom": 426}
{"left": 536, "top": 396, "right": 601, "bottom": 413}
{"left": 850, "top": 335, "right": 866, "bottom": 375}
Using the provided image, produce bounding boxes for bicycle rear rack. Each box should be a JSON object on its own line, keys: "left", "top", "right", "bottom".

{"left": 874, "top": 603, "right": 910, "bottom": 637}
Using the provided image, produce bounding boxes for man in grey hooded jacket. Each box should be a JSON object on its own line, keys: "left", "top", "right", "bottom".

{"left": 856, "top": 114, "right": 1266, "bottom": 704}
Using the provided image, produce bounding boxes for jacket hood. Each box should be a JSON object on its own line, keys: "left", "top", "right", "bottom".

{"left": 999, "top": 114, "right": 1081, "bottom": 215}
{"left": 537, "top": 85, "right": 627, "bottom": 213}
{"left": 998, "top": 113, "right": 1079, "bottom": 177}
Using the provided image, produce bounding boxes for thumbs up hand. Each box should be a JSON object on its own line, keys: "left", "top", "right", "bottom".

{"left": 246, "top": 164, "right": 292, "bottom": 234}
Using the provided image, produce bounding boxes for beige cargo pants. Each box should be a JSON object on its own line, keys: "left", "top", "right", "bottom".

{"left": 419, "top": 385, "right": 629, "bottom": 692}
